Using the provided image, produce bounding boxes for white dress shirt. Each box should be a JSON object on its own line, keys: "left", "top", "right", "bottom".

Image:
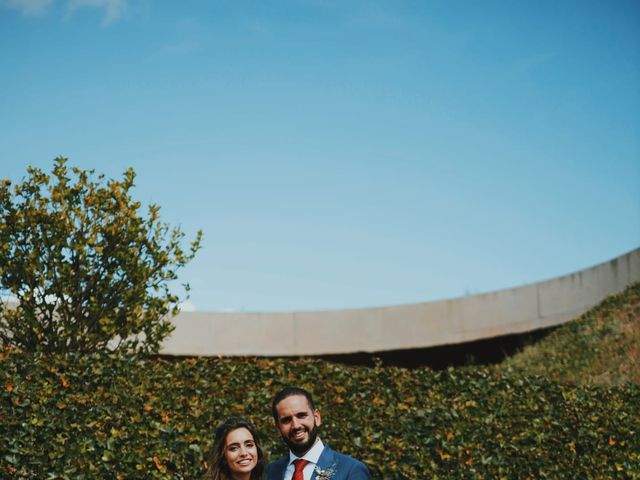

{"left": 283, "top": 439, "right": 325, "bottom": 480}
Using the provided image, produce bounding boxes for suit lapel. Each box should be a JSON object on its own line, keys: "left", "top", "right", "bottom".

{"left": 311, "top": 446, "right": 336, "bottom": 480}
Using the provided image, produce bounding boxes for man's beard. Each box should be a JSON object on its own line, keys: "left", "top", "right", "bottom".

{"left": 283, "top": 422, "right": 319, "bottom": 456}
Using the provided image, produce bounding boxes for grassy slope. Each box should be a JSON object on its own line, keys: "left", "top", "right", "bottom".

{"left": 498, "top": 283, "right": 640, "bottom": 385}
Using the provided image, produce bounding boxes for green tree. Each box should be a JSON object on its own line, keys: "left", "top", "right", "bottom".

{"left": 0, "top": 157, "right": 202, "bottom": 353}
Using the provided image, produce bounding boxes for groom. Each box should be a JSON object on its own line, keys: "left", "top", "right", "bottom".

{"left": 266, "top": 386, "right": 371, "bottom": 480}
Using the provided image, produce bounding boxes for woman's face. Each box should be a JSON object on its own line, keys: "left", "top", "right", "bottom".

{"left": 224, "top": 427, "right": 258, "bottom": 477}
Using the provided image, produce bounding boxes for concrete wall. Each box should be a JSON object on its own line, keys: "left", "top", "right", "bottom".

{"left": 160, "top": 248, "right": 640, "bottom": 356}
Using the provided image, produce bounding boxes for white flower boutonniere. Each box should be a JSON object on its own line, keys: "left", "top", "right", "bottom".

{"left": 314, "top": 463, "right": 338, "bottom": 480}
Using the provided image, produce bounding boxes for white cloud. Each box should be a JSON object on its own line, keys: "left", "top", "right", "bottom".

{"left": 179, "top": 300, "right": 197, "bottom": 312}
{"left": 0, "top": 0, "right": 53, "bottom": 15}
{"left": 67, "top": 0, "right": 127, "bottom": 24}
{"left": 1, "top": 293, "right": 19, "bottom": 307}
{"left": 1, "top": 0, "right": 129, "bottom": 24}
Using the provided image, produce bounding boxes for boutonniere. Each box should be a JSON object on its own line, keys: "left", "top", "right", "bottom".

{"left": 314, "top": 463, "right": 338, "bottom": 480}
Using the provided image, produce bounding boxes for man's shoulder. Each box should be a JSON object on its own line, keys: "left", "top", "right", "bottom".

{"left": 320, "top": 446, "right": 371, "bottom": 479}
{"left": 331, "top": 448, "right": 365, "bottom": 465}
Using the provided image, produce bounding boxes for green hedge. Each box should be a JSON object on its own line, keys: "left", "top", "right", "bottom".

{"left": 1, "top": 351, "right": 638, "bottom": 479}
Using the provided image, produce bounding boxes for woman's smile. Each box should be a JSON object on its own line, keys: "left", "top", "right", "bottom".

{"left": 224, "top": 427, "right": 258, "bottom": 477}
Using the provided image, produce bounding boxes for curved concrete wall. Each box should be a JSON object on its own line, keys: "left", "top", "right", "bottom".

{"left": 160, "top": 248, "right": 640, "bottom": 356}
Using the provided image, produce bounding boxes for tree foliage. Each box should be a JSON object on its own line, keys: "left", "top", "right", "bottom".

{"left": 0, "top": 157, "right": 202, "bottom": 353}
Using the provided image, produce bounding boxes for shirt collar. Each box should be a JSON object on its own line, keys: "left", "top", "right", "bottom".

{"left": 288, "top": 438, "right": 324, "bottom": 467}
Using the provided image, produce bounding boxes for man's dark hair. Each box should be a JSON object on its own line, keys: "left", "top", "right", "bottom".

{"left": 271, "top": 386, "right": 317, "bottom": 423}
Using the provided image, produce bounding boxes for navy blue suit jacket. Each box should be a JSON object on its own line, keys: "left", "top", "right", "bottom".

{"left": 266, "top": 445, "right": 371, "bottom": 480}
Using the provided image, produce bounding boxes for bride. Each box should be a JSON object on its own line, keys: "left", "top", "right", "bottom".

{"left": 202, "top": 417, "right": 267, "bottom": 480}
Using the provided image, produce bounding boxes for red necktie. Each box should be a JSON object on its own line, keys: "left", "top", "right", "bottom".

{"left": 292, "top": 458, "right": 309, "bottom": 480}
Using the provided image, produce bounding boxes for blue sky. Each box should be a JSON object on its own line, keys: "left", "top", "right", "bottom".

{"left": 1, "top": 0, "right": 639, "bottom": 312}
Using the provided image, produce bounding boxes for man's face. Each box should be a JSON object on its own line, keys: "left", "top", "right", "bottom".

{"left": 274, "top": 394, "right": 321, "bottom": 456}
